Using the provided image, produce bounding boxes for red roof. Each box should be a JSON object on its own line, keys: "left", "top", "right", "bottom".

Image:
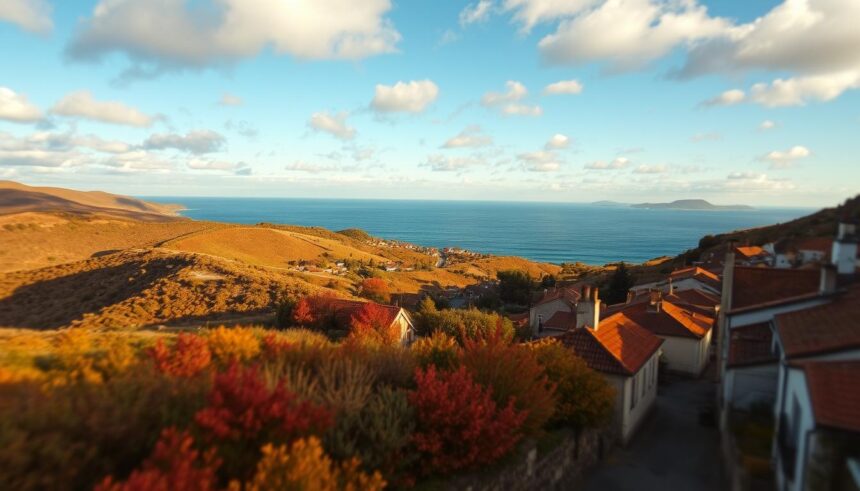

{"left": 800, "top": 360, "right": 860, "bottom": 432}
{"left": 797, "top": 237, "right": 833, "bottom": 253}
{"left": 735, "top": 246, "right": 769, "bottom": 259}
{"left": 730, "top": 266, "right": 820, "bottom": 311}
{"left": 670, "top": 266, "right": 721, "bottom": 290}
{"left": 728, "top": 322, "right": 777, "bottom": 368}
{"left": 559, "top": 318, "right": 663, "bottom": 376}
{"left": 543, "top": 311, "right": 576, "bottom": 330}
{"left": 534, "top": 286, "right": 581, "bottom": 307}
{"left": 608, "top": 300, "right": 713, "bottom": 339}
{"left": 668, "top": 288, "right": 719, "bottom": 309}
{"left": 323, "top": 298, "right": 405, "bottom": 329}
{"left": 775, "top": 285, "right": 860, "bottom": 359}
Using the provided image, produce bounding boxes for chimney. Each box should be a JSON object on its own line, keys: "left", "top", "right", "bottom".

{"left": 831, "top": 217, "right": 858, "bottom": 276}
{"left": 626, "top": 290, "right": 635, "bottom": 304}
{"left": 647, "top": 289, "right": 662, "bottom": 313}
{"left": 667, "top": 277, "right": 675, "bottom": 295}
{"left": 820, "top": 264, "right": 838, "bottom": 295}
{"left": 576, "top": 286, "right": 601, "bottom": 330}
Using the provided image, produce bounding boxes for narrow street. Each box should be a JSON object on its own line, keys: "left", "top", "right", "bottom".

{"left": 578, "top": 376, "right": 724, "bottom": 491}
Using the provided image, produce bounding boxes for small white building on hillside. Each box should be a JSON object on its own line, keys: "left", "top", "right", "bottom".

{"left": 529, "top": 286, "right": 581, "bottom": 337}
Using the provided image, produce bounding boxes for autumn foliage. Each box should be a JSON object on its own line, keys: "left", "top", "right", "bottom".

{"left": 149, "top": 333, "right": 212, "bottom": 377}
{"left": 348, "top": 302, "right": 401, "bottom": 347}
{"left": 409, "top": 366, "right": 527, "bottom": 474}
{"left": 359, "top": 278, "right": 391, "bottom": 303}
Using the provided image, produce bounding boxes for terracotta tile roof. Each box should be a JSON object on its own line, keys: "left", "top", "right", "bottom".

{"left": 668, "top": 288, "right": 719, "bottom": 307}
{"left": 606, "top": 299, "right": 713, "bottom": 339}
{"left": 797, "top": 237, "right": 833, "bottom": 253}
{"left": 559, "top": 318, "right": 663, "bottom": 376}
{"left": 670, "top": 266, "right": 721, "bottom": 290}
{"left": 324, "top": 298, "right": 405, "bottom": 329}
{"left": 534, "top": 286, "right": 581, "bottom": 307}
{"left": 727, "top": 322, "right": 777, "bottom": 368}
{"left": 543, "top": 311, "right": 576, "bottom": 330}
{"left": 735, "top": 246, "right": 769, "bottom": 259}
{"left": 730, "top": 266, "right": 820, "bottom": 311}
{"left": 775, "top": 285, "right": 860, "bottom": 359}
{"left": 800, "top": 360, "right": 860, "bottom": 432}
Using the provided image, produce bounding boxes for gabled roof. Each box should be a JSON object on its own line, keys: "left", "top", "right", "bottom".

{"left": 534, "top": 286, "right": 581, "bottom": 307}
{"left": 325, "top": 298, "right": 407, "bottom": 329}
{"left": 728, "top": 322, "right": 777, "bottom": 368}
{"left": 666, "top": 288, "right": 720, "bottom": 312}
{"left": 669, "top": 266, "right": 721, "bottom": 290}
{"left": 559, "top": 318, "right": 663, "bottom": 376}
{"left": 730, "top": 266, "right": 820, "bottom": 311}
{"left": 605, "top": 299, "right": 712, "bottom": 339}
{"left": 775, "top": 285, "right": 860, "bottom": 359}
{"left": 543, "top": 311, "right": 576, "bottom": 330}
{"left": 798, "top": 360, "right": 860, "bottom": 432}
{"left": 735, "top": 246, "right": 769, "bottom": 259}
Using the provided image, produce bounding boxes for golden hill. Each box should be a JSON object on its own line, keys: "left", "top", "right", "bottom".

{"left": 0, "top": 180, "right": 182, "bottom": 221}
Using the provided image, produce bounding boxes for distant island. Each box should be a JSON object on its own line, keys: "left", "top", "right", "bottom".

{"left": 591, "top": 200, "right": 629, "bottom": 207}
{"left": 631, "top": 199, "right": 754, "bottom": 211}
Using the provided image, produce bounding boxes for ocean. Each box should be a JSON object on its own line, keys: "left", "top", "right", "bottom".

{"left": 144, "top": 197, "right": 811, "bottom": 265}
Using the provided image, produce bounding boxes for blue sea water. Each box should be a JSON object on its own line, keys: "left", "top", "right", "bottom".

{"left": 144, "top": 197, "right": 811, "bottom": 265}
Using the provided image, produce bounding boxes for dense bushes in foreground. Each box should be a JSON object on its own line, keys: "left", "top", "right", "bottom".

{"left": 0, "top": 324, "right": 614, "bottom": 490}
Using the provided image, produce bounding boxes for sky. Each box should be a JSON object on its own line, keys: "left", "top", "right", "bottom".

{"left": 0, "top": 0, "right": 859, "bottom": 207}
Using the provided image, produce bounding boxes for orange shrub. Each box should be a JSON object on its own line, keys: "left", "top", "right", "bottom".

{"left": 206, "top": 327, "right": 260, "bottom": 363}
{"left": 359, "top": 278, "right": 390, "bottom": 304}
{"left": 149, "top": 333, "right": 212, "bottom": 377}
{"left": 237, "top": 437, "right": 385, "bottom": 491}
{"left": 410, "top": 331, "right": 461, "bottom": 371}
{"left": 347, "top": 303, "right": 401, "bottom": 347}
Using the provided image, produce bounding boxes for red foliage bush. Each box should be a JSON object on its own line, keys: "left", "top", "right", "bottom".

{"left": 94, "top": 428, "right": 220, "bottom": 491}
{"left": 408, "top": 366, "right": 527, "bottom": 475}
{"left": 149, "top": 334, "right": 212, "bottom": 378}
{"left": 195, "top": 363, "right": 332, "bottom": 442}
{"left": 461, "top": 329, "right": 556, "bottom": 435}
{"left": 261, "top": 333, "right": 293, "bottom": 359}
{"left": 292, "top": 294, "right": 338, "bottom": 329}
{"left": 348, "top": 302, "right": 401, "bottom": 347}
{"left": 359, "top": 278, "right": 390, "bottom": 303}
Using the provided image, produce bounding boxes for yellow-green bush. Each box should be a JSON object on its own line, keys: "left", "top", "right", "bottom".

{"left": 206, "top": 326, "right": 261, "bottom": 363}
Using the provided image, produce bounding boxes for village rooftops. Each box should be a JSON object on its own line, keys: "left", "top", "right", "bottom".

{"left": 669, "top": 266, "right": 721, "bottom": 290}
{"left": 533, "top": 285, "right": 581, "bottom": 307}
{"left": 775, "top": 285, "right": 860, "bottom": 359}
{"left": 727, "top": 322, "right": 777, "bottom": 368}
{"left": 734, "top": 246, "right": 770, "bottom": 259}
{"left": 542, "top": 311, "right": 577, "bottom": 331}
{"left": 609, "top": 299, "right": 713, "bottom": 339}
{"left": 558, "top": 317, "right": 663, "bottom": 376}
{"left": 794, "top": 360, "right": 860, "bottom": 433}
{"left": 797, "top": 237, "right": 834, "bottom": 253}
{"left": 729, "top": 266, "right": 821, "bottom": 313}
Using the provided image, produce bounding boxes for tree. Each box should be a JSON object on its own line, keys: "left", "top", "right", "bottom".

{"left": 496, "top": 270, "right": 534, "bottom": 305}
{"left": 605, "top": 262, "right": 635, "bottom": 305}
{"left": 359, "top": 278, "right": 390, "bottom": 304}
{"left": 275, "top": 297, "right": 297, "bottom": 329}
{"left": 417, "top": 296, "right": 437, "bottom": 315}
{"left": 540, "top": 274, "right": 557, "bottom": 289}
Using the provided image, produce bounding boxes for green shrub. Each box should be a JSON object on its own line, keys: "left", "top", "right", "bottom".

{"left": 418, "top": 308, "right": 514, "bottom": 343}
{"left": 411, "top": 332, "right": 461, "bottom": 371}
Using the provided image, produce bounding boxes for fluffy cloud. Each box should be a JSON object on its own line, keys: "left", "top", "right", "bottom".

{"left": 537, "top": 0, "right": 730, "bottom": 71}
{"left": 759, "top": 120, "right": 776, "bottom": 131}
{"left": 187, "top": 158, "right": 238, "bottom": 170}
{"left": 632, "top": 163, "right": 668, "bottom": 174}
{"left": 0, "top": 0, "right": 52, "bottom": 34}
{"left": 585, "top": 157, "right": 629, "bottom": 170}
{"left": 723, "top": 172, "right": 795, "bottom": 191}
{"left": 371, "top": 80, "right": 439, "bottom": 113}
{"left": 760, "top": 145, "right": 811, "bottom": 169}
{"left": 143, "top": 130, "right": 226, "bottom": 154}
{"left": 423, "top": 154, "right": 482, "bottom": 172}
{"left": 442, "top": 125, "right": 492, "bottom": 148}
{"left": 543, "top": 79, "right": 583, "bottom": 95}
{"left": 701, "top": 89, "right": 745, "bottom": 107}
{"left": 502, "top": 0, "right": 597, "bottom": 31}
{"left": 103, "top": 150, "right": 174, "bottom": 172}
{"left": 0, "top": 87, "right": 43, "bottom": 123}
{"left": 460, "top": 0, "right": 493, "bottom": 25}
{"left": 482, "top": 81, "right": 542, "bottom": 116}
{"left": 66, "top": 0, "right": 400, "bottom": 76}
{"left": 219, "top": 93, "right": 243, "bottom": 106}
{"left": 285, "top": 161, "right": 340, "bottom": 173}
{"left": 545, "top": 134, "right": 569, "bottom": 149}
{"left": 747, "top": 72, "right": 860, "bottom": 107}
{"left": 308, "top": 111, "right": 355, "bottom": 140}
{"left": 518, "top": 150, "right": 561, "bottom": 172}
{"left": 52, "top": 91, "right": 154, "bottom": 127}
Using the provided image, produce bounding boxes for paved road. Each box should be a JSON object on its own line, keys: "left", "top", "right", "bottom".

{"left": 579, "top": 376, "right": 724, "bottom": 491}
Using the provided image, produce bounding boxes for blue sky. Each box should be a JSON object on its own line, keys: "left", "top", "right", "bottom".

{"left": 0, "top": 0, "right": 858, "bottom": 207}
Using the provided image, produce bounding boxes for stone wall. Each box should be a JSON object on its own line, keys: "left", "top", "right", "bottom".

{"left": 446, "top": 428, "right": 613, "bottom": 491}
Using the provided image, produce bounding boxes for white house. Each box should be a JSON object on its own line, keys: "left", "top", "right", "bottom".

{"left": 559, "top": 287, "right": 663, "bottom": 444}
{"left": 326, "top": 298, "right": 417, "bottom": 345}
{"left": 529, "top": 285, "right": 581, "bottom": 337}
{"left": 632, "top": 266, "right": 721, "bottom": 296}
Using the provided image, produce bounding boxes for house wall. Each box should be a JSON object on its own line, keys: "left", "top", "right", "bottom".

{"left": 394, "top": 311, "right": 416, "bottom": 346}
{"left": 607, "top": 351, "right": 660, "bottom": 444}
{"left": 774, "top": 367, "right": 815, "bottom": 491}
{"left": 798, "top": 250, "right": 826, "bottom": 264}
{"left": 529, "top": 298, "right": 573, "bottom": 334}
{"left": 723, "top": 363, "right": 779, "bottom": 411}
{"left": 659, "top": 329, "right": 712, "bottom": 376}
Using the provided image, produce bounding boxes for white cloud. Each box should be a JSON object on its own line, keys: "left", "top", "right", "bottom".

{"left": 760, "top": 145, "right": 811, "bottom": 169}
{"left": 102, "top": 150, "right": 174, "bottom": 172}
{"left": 759, "top": 120, "right": 776, "bottom": 131}
{"left": 0, "top": 0, "right": 52, "bottom": 34}
{"left": 74, "top": 135, "right": 132, "bottom": 154}
{"left": 67, "top": 0, "right": 400, "bottom": 77}
{"left": 691, "top": 132, "right": 720, "bottom": 142}
{"left": 502, "top": 0, "right": 598, "bottom": 31}
{"left": 701, "top": 89, "right": 745, "bottom": 107}
{"left": 545, "top": 133, "right": 569, "bottom": 149}
{"left": 187, "top": 158, "right": 237, "bottom": 170}
{"left": 585, "top": 157, "right": 629, "bottom": 170}
{"left": 538, "top": 0, "right": 730, "bottom": 71}
{"left": 460, "top": 0, "right": 493, "bottom": 26}
{"left": 52, "top": 90, "right": 154, "bottom": 127}
{"left": 308, "top": 111, "right": 355, "bottom": 140}
{"left": 144, "top": 130, "right": 226, "bottom": 154}
{"left": 723, "top": 172, "right": 794, "bottom": 191}
{"left": 543, "top": 79, "right": 583, "bottom": 95}
{"left": 0, "top": 87, "right": 43, "bottom": 123}
{"left": 285, "top": 161, "right": 340, "bottom": 173}
{"left": 482, "top": 81, "right": 528, "bottom": 106}
{"left": 423, "top": 154, "right": 483, "bottom": 172}
{"left": 219, "top": 93, "right": 243, "bottom": 106}
{"left": 748, "top": 71, "right": 860, "bottom": 107}
{"left": 632, "top": 163, "right": 668, "bottom": 174}
{"left": 519, "top": 150, "right": 561, "bottom": 172}
{"left": 501, "top": 103, "right": 543, "bottom": 116}
{"left": 371, "top": 80, "right": 439, "bottom": 113}
{"left": 442, "top": 125, "right": 493, "bottom": 148}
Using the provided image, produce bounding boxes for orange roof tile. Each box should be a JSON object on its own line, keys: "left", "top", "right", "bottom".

{"left": 730, "top": 266, "right": 820, "bottom": 311}
{"left": 559, "top": 318, "right": 663, "bottom": 376}
{"left": 534, "top": 286, "right": 581, "bottom": 307}
{"left": 775, "top": 285, "right": 860, "bottom": 359}
{"left": 605, "top": 299, "right": 713, "bottom": 339}
{"left": 800, "top": 360, "right": 860, "bottom": 432}
{"left": 735, "top": 246, "right": 769, "bottom": 259}
{"left": 322, "top": 298, "right": 404, "bottom": 329}
{"left": 670, "top": 266, "right": 721, "bottom": 290}
{"left": 727, "top": 322, "right": 776, "bottom": 368}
